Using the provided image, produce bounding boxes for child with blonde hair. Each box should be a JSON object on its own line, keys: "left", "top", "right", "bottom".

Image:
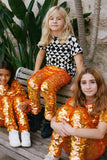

{"left": 27, "top": 6, "right": 84, "bottom": 138}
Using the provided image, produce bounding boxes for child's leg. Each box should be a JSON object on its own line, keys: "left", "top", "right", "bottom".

{"left": 46, "top": 104, "right": 74, "bottom": 158}
{"left": 1, "top": 96, "right": 20, "bottom": 147}
{"left": 48, "top": 131, "right": 64, "bottom": 158}
{"left": 27, "top": 66, "right": 58, "bottom": 115}
{"left": 85, "top": 139, "right": 105, "bottom": 160}
{"left": 0, "top": 100, "right": 4, "bottom": 126}
{"left": 27, "top": 68, "right": 47, "bottom": 115}
{"left": 27, "top": 66, "right": 56, "bottom": 134}
{"left": 13, "top": 95, "right": 29, "bottom": 132}
{"left": 41, "top": 68, "right": 71, "bottom": 121}
{"left": 1, "top": 96, "right": 17, "bottom": 131}
{"left": 69, "top": 107, "right": 95, "bottom": 160}
{"left": 13, "top": 95, "right": 31, "bottom": 147}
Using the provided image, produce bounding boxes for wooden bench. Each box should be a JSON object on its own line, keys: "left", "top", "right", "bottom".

{"left": 0, "top": 67, "right": 73, "bottom": 160}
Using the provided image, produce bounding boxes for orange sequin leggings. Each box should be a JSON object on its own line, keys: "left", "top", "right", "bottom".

{"left": 48, "top": 103, "right": 105, "bottom": 160}
{"left": 0, "top": 95, "right": 29, "bottom": 132}
{"left": 27, "top": 66, "right": 71, "bottom": 120}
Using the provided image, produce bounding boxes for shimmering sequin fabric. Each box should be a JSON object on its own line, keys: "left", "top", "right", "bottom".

{"left": 27, "top": 66, "right": 71, "bottom": 120}
{"left": 48, "top": 97, "right": 107, "bottom": 160}
{"left": 0, "top": 80, "right": 29, "bottom": 132}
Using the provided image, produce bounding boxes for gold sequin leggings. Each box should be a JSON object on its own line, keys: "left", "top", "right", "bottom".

{"left": 0, "top": 95, "right": 29, "bottom": 132}
{"left": 48, "top": 103, "right": 105, "bottom": 160}
{"left": 27, "top": 66, "right": 71, "bottom": 120}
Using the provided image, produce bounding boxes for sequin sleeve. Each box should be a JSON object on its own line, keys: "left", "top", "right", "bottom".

{"left": 7, "top": 80, "right": 27, "bottom": 98}
{"left": 99, "top": 108, "right": 107, "bottom": 123}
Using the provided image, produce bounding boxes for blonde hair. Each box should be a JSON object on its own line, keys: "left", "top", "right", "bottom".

{"left": 38, "top": 6, "right": 74, "bottom": 46}
{"left": 73, "top": 67, "right": 107, "bottom": 116}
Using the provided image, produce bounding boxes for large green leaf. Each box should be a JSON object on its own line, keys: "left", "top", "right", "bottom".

{"left": 35, "top": 0, "right": 55, "bottom": 26}
{"left": 0, "top": 22, "right": 4, "bottom": 36}
{"left": 59, "top": 1, "right": 67, "bottom": 8}
{"left": 12, "top": 23, "right": 22, "bottom": 41}
{"left": 0, "top": 43, "right": 4, "bottom": 61}
{"left": 37, "top": 1, "right": 41, "bottom": 11}
{"left": 0, "top": 1, "right": 14, "bottom": 22}
{"left": 19, "top": 13, "right": 29, "bottom": 46}
{"left": 8, "top": 0, "right": 27, "bottom": 19}
{"left": 53, "top": 0, "right": 58, "bottom": 6}
{"left": 28, "top": 11, "right": 41, "bottom": 45}
{"left": 27, "top": 0, "right": 35, "bottom": 13}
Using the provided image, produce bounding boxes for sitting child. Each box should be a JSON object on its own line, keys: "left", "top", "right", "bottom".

{"left": 0, "top": 61, "right": 31, "bottom": 147}
{"left": 45, "top": 67, "right": 107, "bottom": 160}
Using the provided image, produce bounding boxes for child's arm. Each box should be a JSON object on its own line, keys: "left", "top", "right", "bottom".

{"left": 51, "top": 116, "right": 66, "bottom": 135}
{"left": 74, "top": 53, "right": 84, "bottom": 74}
{"left": 51, "top": 117, "right": 107, "bottom": 139}
{"left": 34, "top": 49, "right": 46, "bottom": 73}
{"left": 70, "top": 53, "right": 84, "bottom": 92}
{"left": 7, "top": 80, "right": 27, "bottom": 97}
{"left": 62, "top": 120, "right": 107, "bottom": 139}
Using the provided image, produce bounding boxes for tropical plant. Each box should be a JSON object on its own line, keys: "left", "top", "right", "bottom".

{"left": 0, "top": 0, "right": 91, "bottom": 71}
{"left": 0, "top": 0, "right": 61, "bottom": 71}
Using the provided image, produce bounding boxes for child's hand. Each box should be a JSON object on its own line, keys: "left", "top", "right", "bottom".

{"left": 62, "top": 119, "right": 73, "bottom": 136}
{"left": 51, "top": 117, "right": 69, "bottom": 137}
{"left": 17, "top": 102, "right": 28, "bottom": 111}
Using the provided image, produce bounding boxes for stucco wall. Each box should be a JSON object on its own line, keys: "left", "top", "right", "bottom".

{"left": 2, "top": 0, "right": 107, "bottom": 82}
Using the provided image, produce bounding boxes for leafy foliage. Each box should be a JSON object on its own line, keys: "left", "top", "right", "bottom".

{"left": 0, "top": 0, "right": 61, "bottom": 71}
{"left": 0, "top": 0, "right": 90, "bottom": 71}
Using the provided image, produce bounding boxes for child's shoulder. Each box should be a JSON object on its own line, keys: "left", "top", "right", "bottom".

{"left": 11, "top": 79, "right": 21, "bottom": 86}
{"left": 65, "top": 97, "right": 74, "bottom": 106}
{"left": 99, "top": 108, "right": 107, "bottom": 123}
{"left": 68, "top": 35, "right": 77, "bottom": 41}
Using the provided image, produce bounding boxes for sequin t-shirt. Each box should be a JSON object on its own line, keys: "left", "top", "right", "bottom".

{"left": 38, "top": 35, "right": 83, "bottom": 77}
{"left": 85, "top": 103, "right": 107, "bottom": 123}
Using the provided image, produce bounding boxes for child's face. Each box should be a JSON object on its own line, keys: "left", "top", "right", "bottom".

{"left": 0, "top": 69, "right": 11, "bottom": 86}
{"left": 80, "top": 73, "right": 97, "bottom": 100}
{"left": 48, "top": 10, "right": 65, "bottom": 35}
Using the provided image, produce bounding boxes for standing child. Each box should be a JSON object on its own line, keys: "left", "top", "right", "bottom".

{"left": 44, "top": 67, "right": 107, "bottom": 160}
{"left": 27, "top": 6, "right": 84, "bottom": 138}
{"left": 0, "top": 61, "right": 31, "bottom": 147}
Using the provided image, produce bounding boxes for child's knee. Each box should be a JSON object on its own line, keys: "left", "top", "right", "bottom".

{"left": 27, "top": 78, "right": 39, "bottom": 90}
{"left": 71, "top": 107, "right": 93, "bottom": 128}
{"left": 56, "top": 105, "right": 74, "bottom": 122}
{"left": 41, "top": 81, "right": 49, "bottom": 92}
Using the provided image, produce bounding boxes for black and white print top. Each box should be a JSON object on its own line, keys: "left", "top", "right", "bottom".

{"left": 38, "top": 35, "right": 83, "bottom": 77}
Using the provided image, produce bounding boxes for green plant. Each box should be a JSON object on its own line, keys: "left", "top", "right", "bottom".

{"left": 0, "top": 0, "right": 56, "bottom": 70}
{"left": 0, "top": 0, "right": 90, "bottom": 71}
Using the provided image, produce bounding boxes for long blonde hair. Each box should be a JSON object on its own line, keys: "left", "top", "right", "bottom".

{"left": 73, "top": 67, "right": 107, "bottom": 115}
{"left": 38, "top": 6, "right": 74, "bottom": 46}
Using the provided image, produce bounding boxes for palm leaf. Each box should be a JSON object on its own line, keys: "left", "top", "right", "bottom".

{"left": 8, "top": 0, "right": 27, "bottom": 19}
{"left": 27, "top": 0, "right": 35, "bottom": 13}
{"left": 0, "top": 1, "right": 14, "bottom": 23}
